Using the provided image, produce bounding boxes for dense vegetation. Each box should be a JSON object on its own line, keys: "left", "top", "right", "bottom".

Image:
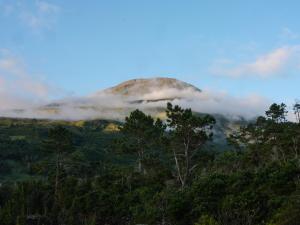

{"left": 0, "top": 102, "right": 299, "bottom": 225}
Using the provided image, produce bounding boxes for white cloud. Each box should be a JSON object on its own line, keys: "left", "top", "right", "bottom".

{"left": 0, "top": 82, "right": 271, "bottom": 121}
{"left": 20, "top": 1, "right": 60, "bottom": 30}
{"left": 211, "top": 46, "right": 300, "bottom": 78}
{"left": 0, "top": 0, "right": 61, "bottom": 31}
{"left": 0, "top": 54, "right": 273, "bottom": 120}
{"left": 141, "top": 88, "right": 270, "bottom": 120}
{"left": 0, "top": 50, "right": 61, "bottom": 110}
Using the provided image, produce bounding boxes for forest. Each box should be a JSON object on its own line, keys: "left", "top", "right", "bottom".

{"left": 0, "top": 102, "right": 300, "bottom": 225}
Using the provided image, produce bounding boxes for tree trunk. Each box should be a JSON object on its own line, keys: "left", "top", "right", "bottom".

{"left": 54, "top": 153, "right": 60, "bottom": 203}
{"left": 138, "top": 157, "right": 142, "bottom": 173}
{"left": 173, "top": 149, "right": 184, "bottom": 188}
{"left": 183, "top": 138, "right": 190, "bottom": 187}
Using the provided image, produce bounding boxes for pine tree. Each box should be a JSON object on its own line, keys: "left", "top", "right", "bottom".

{"left": 166, "top": 103, "right": 215, "bottom": 188}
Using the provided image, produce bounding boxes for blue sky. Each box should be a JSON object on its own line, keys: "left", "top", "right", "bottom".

{"left": 0, "top": 0, "right": 299, "bottom": 106}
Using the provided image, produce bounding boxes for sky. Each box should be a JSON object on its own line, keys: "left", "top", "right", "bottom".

{"left": 0, "top": 0, "right": 300, "bottom": 113}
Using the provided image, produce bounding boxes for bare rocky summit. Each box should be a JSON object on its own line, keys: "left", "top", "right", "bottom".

{"left": 103, "top": 77, "right": 201, "bottom": 96}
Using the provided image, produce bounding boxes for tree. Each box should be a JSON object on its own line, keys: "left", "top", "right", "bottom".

{"left": 195, "top": 214, "right": 219, "bottom": 225}
{"left": 231, "top": 103, "right": 300, "bottom": 165}
{"left": 43, "top": 126, "right": 74, "bottom": 203}
{"left": 119, "top": 109, "right": 165, "bottom": 173}
{"left": 293, "top": 100, "right": 300, "bottom": 123}
{"left": 265, "top": 103, "right": 288, "bottom": 123}
{"left": 166, "top": 103, "right": 215, "bottom": 188}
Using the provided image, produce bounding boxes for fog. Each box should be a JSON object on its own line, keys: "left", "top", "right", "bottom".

{"left": 0, "top": 85, "right": 274, "bottom": 121}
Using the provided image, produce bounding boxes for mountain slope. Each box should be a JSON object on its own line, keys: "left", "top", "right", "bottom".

{"left": 0, "top": 77, "right": 248, "bottom": 149}
{"left": 1, "top": 77, "right": 247, "bottom": 124}
{"left": 26, "top": 77, "right": 203, "bottom": 120}
{"left": 103, "top": 77, "right": 201, "bottom": 96}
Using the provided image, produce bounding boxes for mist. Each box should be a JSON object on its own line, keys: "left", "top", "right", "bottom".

{"left": 0, "top": 85, "right": 274, "bottom": 121}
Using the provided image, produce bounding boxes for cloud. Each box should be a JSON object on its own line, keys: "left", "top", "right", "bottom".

{"left": 0, "top": 50, "right": 61, "bottom": 110}
{"left": 36, "top": 1, "right": 60, "bottom": 14}
{"left": 0, "top": 0, "right": 61, "bottom": 31}
{"left": 0, "top": 82, "right": 271, "bottom": 121}
{"left": 0, "top": 55, "right": 272, "bottom": 120}
{"left": 210, "top": 46, "right": 300, "bottom": 78}
{"left": 0, "top": 51, "right": 284, "bottom": 121}
{"left": 20, "top": 1, "right": 60, "bottom": 30}
{"left": 139, "top": 88, "right": 270, "bottom": 120}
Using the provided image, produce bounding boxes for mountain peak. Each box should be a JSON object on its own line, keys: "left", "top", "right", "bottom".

{"left": 103, "top": 77, "right": 201, "bottom": 96}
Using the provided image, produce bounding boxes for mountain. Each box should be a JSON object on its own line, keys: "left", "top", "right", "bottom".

{"left": 0, "top": 77, "right": 246, "bottom": 149}
{"left": 1, "top": 76, "right": 245, "bottom": 123}
{"left": 101, "top": 77, "right": 201, "bottom": 101}
{"left": 34, "top": 77, "right": 205, "bottom": 120}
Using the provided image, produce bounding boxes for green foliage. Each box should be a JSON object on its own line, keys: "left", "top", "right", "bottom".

{"left": 0, "top": 102, "right": 300, "bottom": 225}
{"left": 166, "top": 102, "right": 216, "bottom": 188}
{"left": 195, "top": 215, "right": 219, "bottom": 225}
{"left": 293, "top": 100, "right": 300, "bottom": 123}
{"left": 265, "top": 103, "right": 288, "bottom": 123}
{"left": 118, "top": 109, "right": 165, "bottom": 173}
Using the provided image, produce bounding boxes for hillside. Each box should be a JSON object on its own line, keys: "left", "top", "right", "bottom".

{"left": 39, "top": 77, "right": 204, "bottom": 119}
{"left": 0, "top": 77, "right": 207, "bottom": 120}
{"left": 0, "top": 117, "right": 122, "bottom": 182}
{"left": 0, "top": 78, "right": 247, "bottom": 149}
{"left": 102, "top": 77, "right": 201, "bottom": 100}
{"left": 1, "top": 102, "right": 299, "bottom": 225}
